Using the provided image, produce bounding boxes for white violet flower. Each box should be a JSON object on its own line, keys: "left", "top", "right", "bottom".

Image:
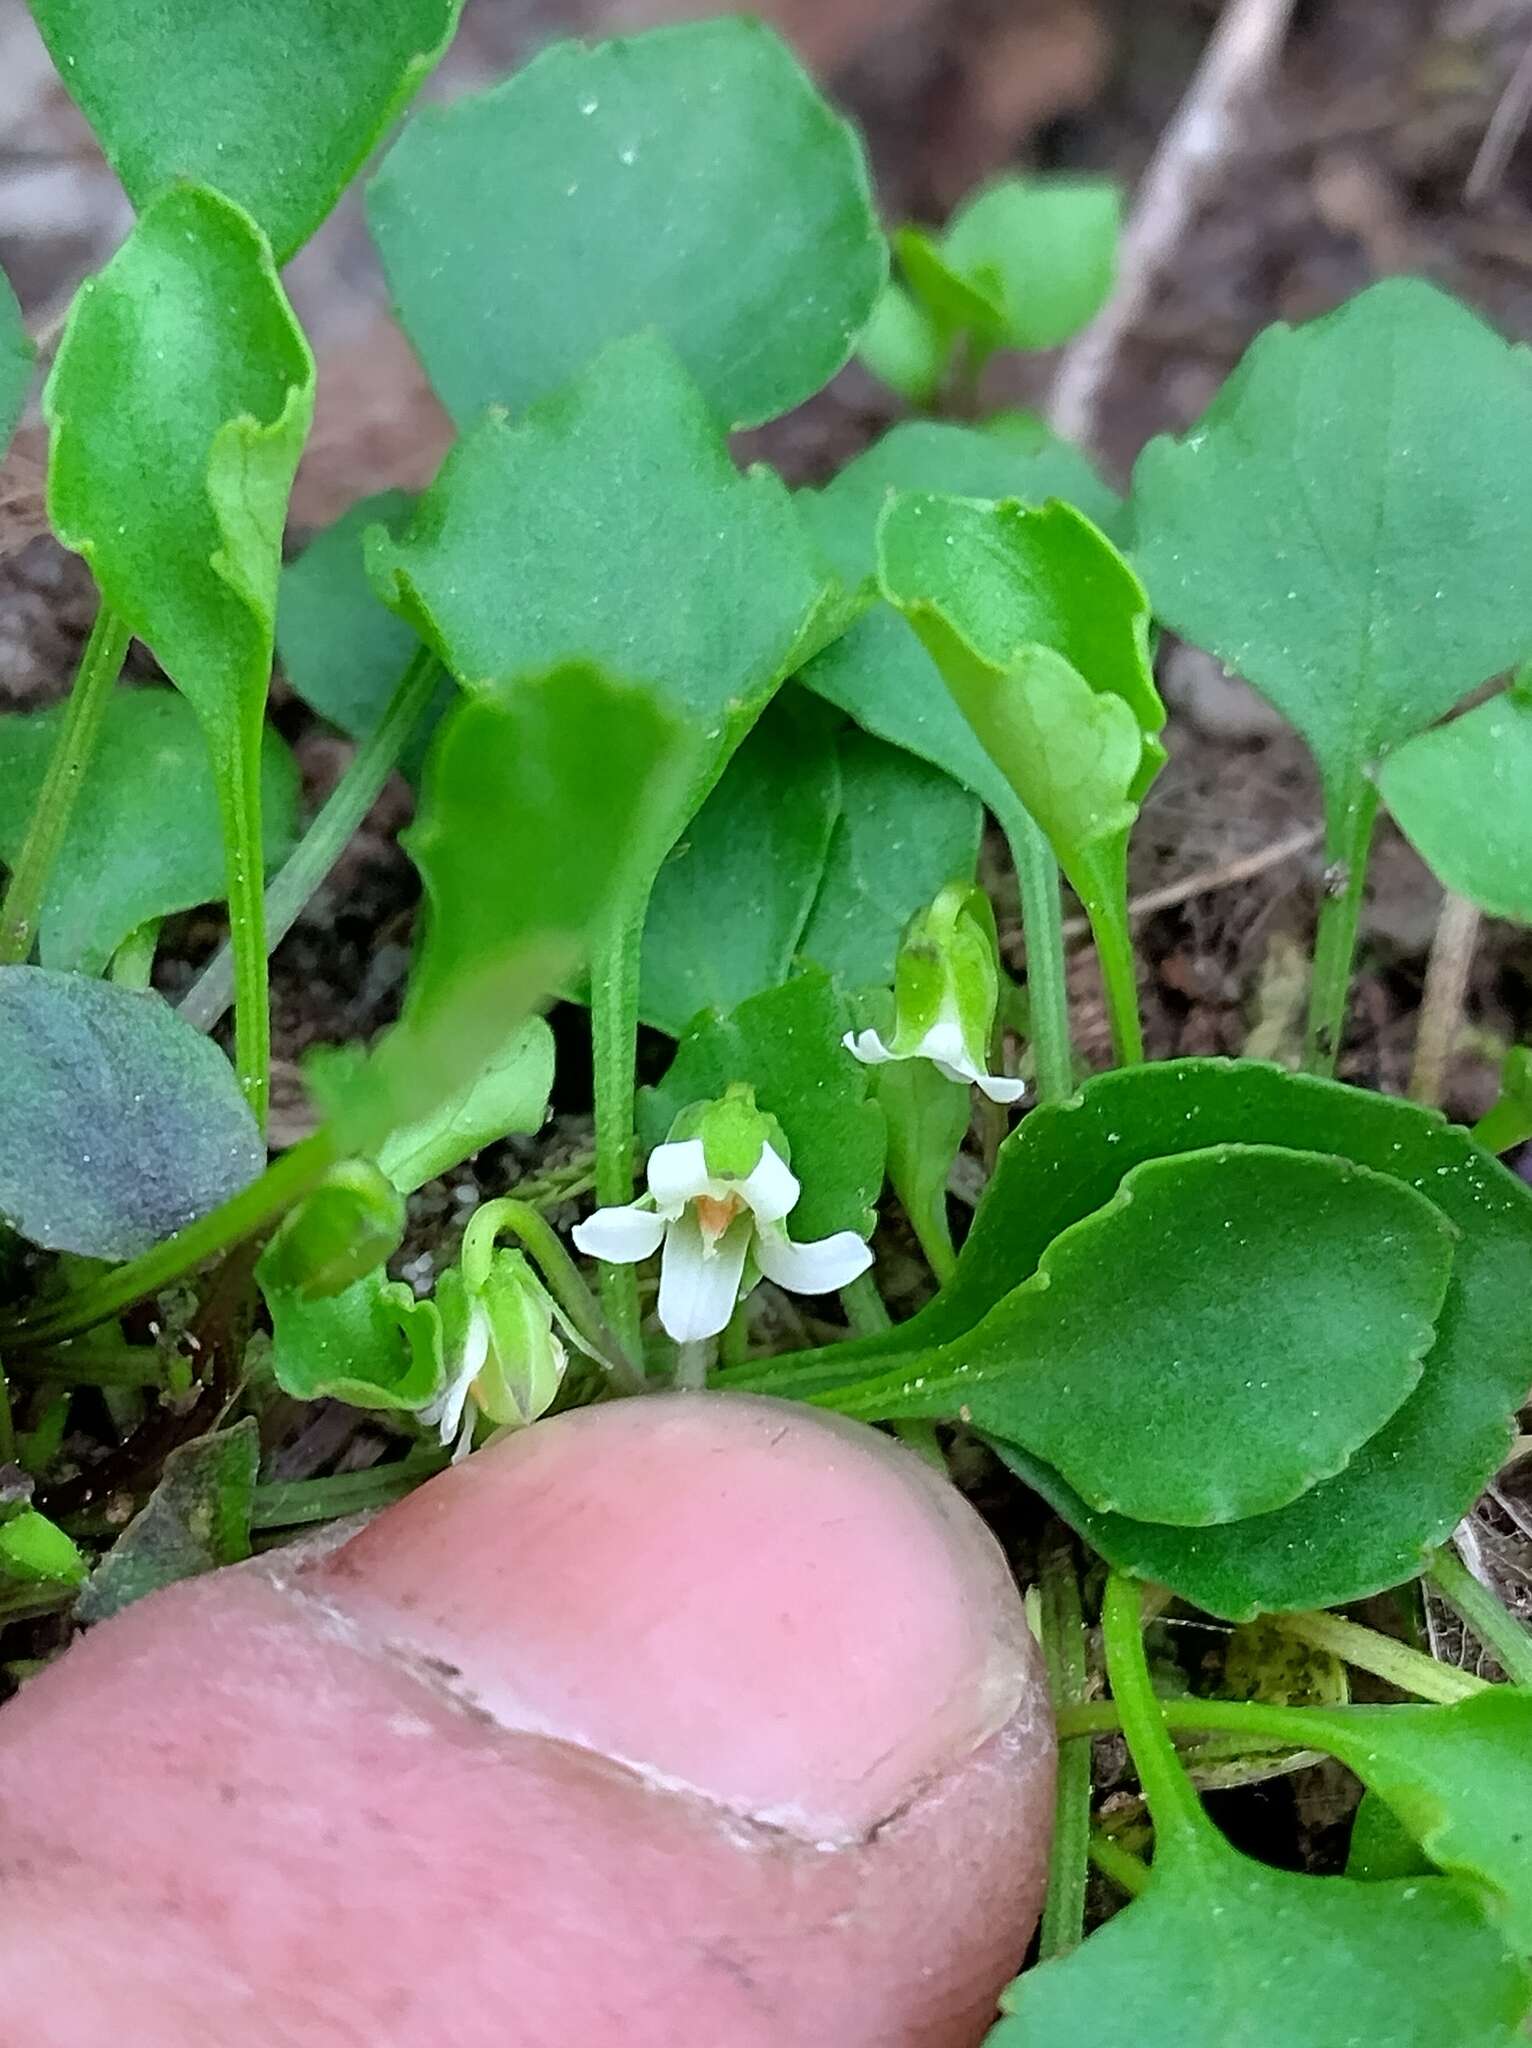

{"left": 844, "top": 881, "right": 1024, "bottom": 1105}
{"left": 573, "top": 1087, "right": 872, "bottom": 1343}
{"left": 423, "top": 1244, "right": 569, "bottom": 1461}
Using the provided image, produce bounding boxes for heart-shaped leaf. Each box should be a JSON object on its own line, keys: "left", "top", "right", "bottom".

{"left": 639, "top": 969, "right": 885, "bottom": 1242}
{"left": 0, "top": 263, "right": 31, "bottom": 457}
{"left": 259, "top": 1256, "right": 442, "bottom": 1413}
{"left": 0, "top": 690, "right": 298, "bottom": 974}
{"left": 1132, "top": 279, "right": 1532, "bottom": 812}
{"left": 369, "top": 16, "right": 884, "bottom": 432}
{"left": 368, "top": 330, "right": 831, "bottom": 843}
{"left": 375, "top": 1016, "right": 554, "bottom": 1194}
{"left": 1379, "top": 687, "right": 1532, "bottom": 923}
{"left": 830, "top": 1144, "right": 1453, "bottom": 1526}
{"left": 0, "top": 966, "right": 263, "bottom": 1260}
{"left": 45, "top": 181, "right": 314, "bottom": 1121}
{"left": 76, "top": 1420, "right": 259, "bottom": 1625}
{"left": 29, "top": 0, "right": 462, "bottom": 262}
{"left": 276, "top": 490, "right": 446, "bottom": 782}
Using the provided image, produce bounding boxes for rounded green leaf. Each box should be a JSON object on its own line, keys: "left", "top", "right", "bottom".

{"left": 369, "top": 17, "right": 885, "bottom": 431}
{"left": 1132, "top": 279, "right": 1532, "bottom": 803}
{"left": 856, "top": 280, "right": 947, "bottom": 406}
{"left": 0, "top": 690, "right": 298, "bottom": 974}
{"left": 1380, "top": 689, "right": 1532, "bottom": 923}
{"left": 941, "top": 176, "right": 1119, "bottom": 351}
{"left": 29, "top": 0, "right": 462, "bottom": 263}
{"left": 375, "top": 1016, "right": 555, "bottom": 1195}
{"left": 0, "top": 965, "right": 263, "bottom": 1260}
{"left": 258, "top": 1258, "right": 442, "bottom": 1414}
{"left": 0, "top": 262, "right": 32, "bottom": 456}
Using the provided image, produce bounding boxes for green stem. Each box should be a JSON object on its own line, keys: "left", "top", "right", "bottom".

{"left": 674, "top": 1338, "right": 713, "bottom": 1392}
{"left": 1089, "top": 1830, "right": 1151, "bottom": 1898}
{"left": 14, "top": 1345, "right": 173, "bottom": 1390}
{"left": 996, "top": 796, "right": 1073, "bottom": 1103}
{"left": 1037, "top": 1531, "right": 1093, "bottom": 1958}
{"left": 1100, "top": 1573, "right": 1208, "bottom": 1855}
{"left": 719, "top": 1299, "right": 751, "bottom": 1370}
{"left": 590, "top": 889, "right": 650, "bottom": 1355}
{"left": 1079, "top": 838, "right": 1143, "bottom": 1067}
{"left": 108, "top": 918, "right": 160, "bottom": 990}
{"left": 469, "top": 1197, "right": 645, "bottom": 1395}
{"left": 1472, "top": 1093, "right": 1532, "bottom": 1157}
{"left": 216, "top": 724, "right": 273, "bottom": 1131}
{"left": 0, "top": 604, "right": 131, "bottom": 964}
{"left": 0, "top": 1131, "right": 335, "bottom": 1352}
{"left": 1427, "top": 1545, "right": 1532, "bottom": 1688}
{"left": 841, "top": 1270, "right": 892, "bottom": 1338}
{"left": 179, "top": 650, "right": 445, "bottom": 1034}
{"left": 250, "top": 1447, "right": 450, "bottom": 1530}
{"left": 1269, "top": 1608, "right": 1488, "bottom": 1703}
{"left": 1305, "top": 773, "right": 1379, "bottom": 1076}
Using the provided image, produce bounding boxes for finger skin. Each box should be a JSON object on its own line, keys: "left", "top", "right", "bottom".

{"left": 0, "top": 1394, "right": 1055, "bottom": 2046}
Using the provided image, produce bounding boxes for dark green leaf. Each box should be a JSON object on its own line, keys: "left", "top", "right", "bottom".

{"left": 639, "top": 969, "right": 885, "bottom": 1241}
{"left": 798, "top": 732, "right": 982, "bottom": 989}
{"left": 369, "top": 16, "right": 884, "bottom": 431}
{"left": 0, "top": 263, "right": 31, "bottom": 455}
{"left": 368, "top": 331, "right": 831, "bottom": 832}
{"left": 1380, "top": 690, "right": 1532, "bottom": 923}
{"left": 0, "top": 966, "right": 262, "bottom": 1260}
{"left": 277, "top": 490, "right": 446, "bottom": 781}
{"left": 259, "top": 1257, "right": 442, "bottom": 1413}
{"left": 0, "top": 690, "right": 298, "bottom": 973}
{"left": 833, "top": 1144, "right": 1453, "bottom": 1526}
{"left": 75, "top": 1420, "right": 259, "bottom": 1625}
{"left": 640, "top": 693, "right": 842, "bottom": 1036}
{"left": 939, "top": 175, "right": 1119, "bottom": 350}
{"left": 29, "top": 0, "right": 462, "bottom": 262}
{"left": 989, "top": 1829, "right": 1530, "bottom": 2047}
{"left": 375, "top": 1016, "right": 554, "bottom": 1193}
{"left": 1132, "top": 280, "right": 1532, "bottom": 810}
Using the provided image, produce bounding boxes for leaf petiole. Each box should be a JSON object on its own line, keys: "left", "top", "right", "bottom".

{"left": 0, "top": 603, "right": 132, "bottom": 966}
{"left": 1037, "top": 1529, "right": 1093, "bottom": 1957}
{"left": 995, "top": 792, "right": 1074, "bottom": 1102}
{"left": 1426, "top": 1544, "right": 1532, "bottom": 1689}
{"left": 1305, "top": 772, "right": 1379, "bottom": 1077}
{"left": 589, "top": 888, "right": 650, "bottom": 1356}
{"left": 1100, "top": 1572, "right": 1211, "bottom": 1858}
{"left": 467, "top": 1196, "right": 644, "bottom": 1395}
{"left": 1267, "top": 1607, "right": 1488, "bottom": 1704}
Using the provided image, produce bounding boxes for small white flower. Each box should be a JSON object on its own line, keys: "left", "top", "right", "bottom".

{"left": 844, "top": 881, "right": 1025, "bottom": 1105}
{"left": 574, "top": 1130, "right": 872, "bottom": 1344}
{"left": 422, "top": 1250, "right": 569, "bottom": 1462}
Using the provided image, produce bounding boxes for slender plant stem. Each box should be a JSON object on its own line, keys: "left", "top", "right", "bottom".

{"left": 1101, "top": 1573, "right": 1208, "bottom": 1853}
{"left": 180, "top": 650, "right": 445, "bottom": 1034}
{"left": 1037, "top": 1531, "right": 1093, "bottom": 1958}
{"left": 719, "top": 1300, "right": 751, "bottom": 1370}
{"left": 997, "top": 795, "right": 1074, "bottom": 1103}
{"left": 589, "top": 890, "right": 650, "bottom": 1355}
{"left": 1305, "top": 774, "right": 1380, "bottom": 1076}
{"left": 841, "top": 1270, "right": 892, "bottom": 1338}
{"left": 1408, "top": 891, "right": 1482, "bottom": 1107}
{"left": 1427, "top": 1544, "right": 1532, "bottom": 1688}
{"left": 1084, "top": 894, "right": 1144, "bottom": 1066}
{"left": 1269, "top": 1608, "right": 1488, "bottom": 1703}
{"left": 1089, "top": 1830, "right": 1151, "bottom": 1898}
{"left": 674, "top": 1338, "right": 713, "bottom": 1392}
{"left": 0, "top": 604, "right": 131, "bottom": 964}
{"left": 890, "top": 1420, "right": 946, "bottom": 1470}
{"left": 0, "top": 1131, "right": 335, "bottom": 1353}
{"left": 15, "top": 1345, "right": 174, "bottom": 1391}
{"left": 250, "top": 1446, "right": 450, "bottom": 1530}
{"left": 468, "top": 1197, "right": 644, "bottom": 1395}
{"left": 216, "top": 724, "right": 273, "bottom": 1131}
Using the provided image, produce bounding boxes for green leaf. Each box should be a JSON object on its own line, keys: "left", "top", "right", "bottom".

{"left": 369, "top": 16, "right": 884, "bottom": 432}
{"left": 639, "top": 969, "right": 885, "bottom": 1241}
{"left": 1132, "top": 280, "right": 1532, "bottom": 810}
{"left": 894, "top": 225, "right": 1006, "bottom": 341}
{"left": 798, "top": 731, "right": 982, "bottom": 989}
{"left": 0, "top": 262, "right": 32, "bottom": 456}
{"left": 640, "top": 692, "right": 842, "bottom": 1037}
{"left": 75, "top": 1420, "right": 259, "bottom": 1625}
{"left": 989, "top": 1813, "right": 1529, "bottom": 2046}
{"left": 321, "top": 661, "right": 692, "bottom": 1162}
{"left": 1473, "top": 1046, "right": 1532, "bottom": 1156}
{"left": 0, "top": 965, "right": 262, "bottom": 1260}
{"left": 939, "top": 175, "right": 1119, "bottom": 351}
{"left": 1380, "top": 690, "right": 1532, "bottom": 923}
{"left": 856, "top": 279, "right": 947, "bottom": 406}
{"left": 258, "top": 1161, "right": 405, "bottom": 1300}
{"left": 29, "top": 0, "right": 462, "bottom": 263}
{"left": 800, "top": 421, "right": 1122, "bottom": 817}
{"left": 833, "top": 1144, "right": 1453, "bottom": 1526}
{"left": 870, "top": 1043, "right": 970, "bottom": 1283}
{"left": 368, "top": 331, "right": 830, "bottom": 835}
{"left": 0, "top": 1509, "right": 86, "bottom": 1591}
{"left": 276, "top": 490, "right": 445, "bottom": 781}
{"left": 1348, "top": 1790, "right": 1435, "bottom": 1883}
{"left": 376, "top": 1016, "right": 554, "bottom": 1194}
{"left": 0, "top": 689, "right": 298, "bottom": 974}
{"left": 259, "top": 1256, "right": 442, "bottom": 1414}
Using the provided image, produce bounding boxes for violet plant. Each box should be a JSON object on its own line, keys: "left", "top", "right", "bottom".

{"left": 1, "top": 4, "right": 1531, "bottom": 2036}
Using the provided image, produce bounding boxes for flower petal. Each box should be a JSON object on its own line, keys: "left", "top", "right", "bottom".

{"left": 738, "top": 1142, "right": 799, "bottom": 1225}
{"left": 754, "top": 1224, "right": 873, "bottom": 1298}
{"left": 657, "top": 1210, "right": 752, "bottom": 1343}
{"left": 843, "top": 1028, "right": 898, "bottom": 1068}
{"left": 646, "top": 1138, "right": 714, "bottom": 1211}
{"left": 572, "top": 1204, "right": 666, "bottom": 1264}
